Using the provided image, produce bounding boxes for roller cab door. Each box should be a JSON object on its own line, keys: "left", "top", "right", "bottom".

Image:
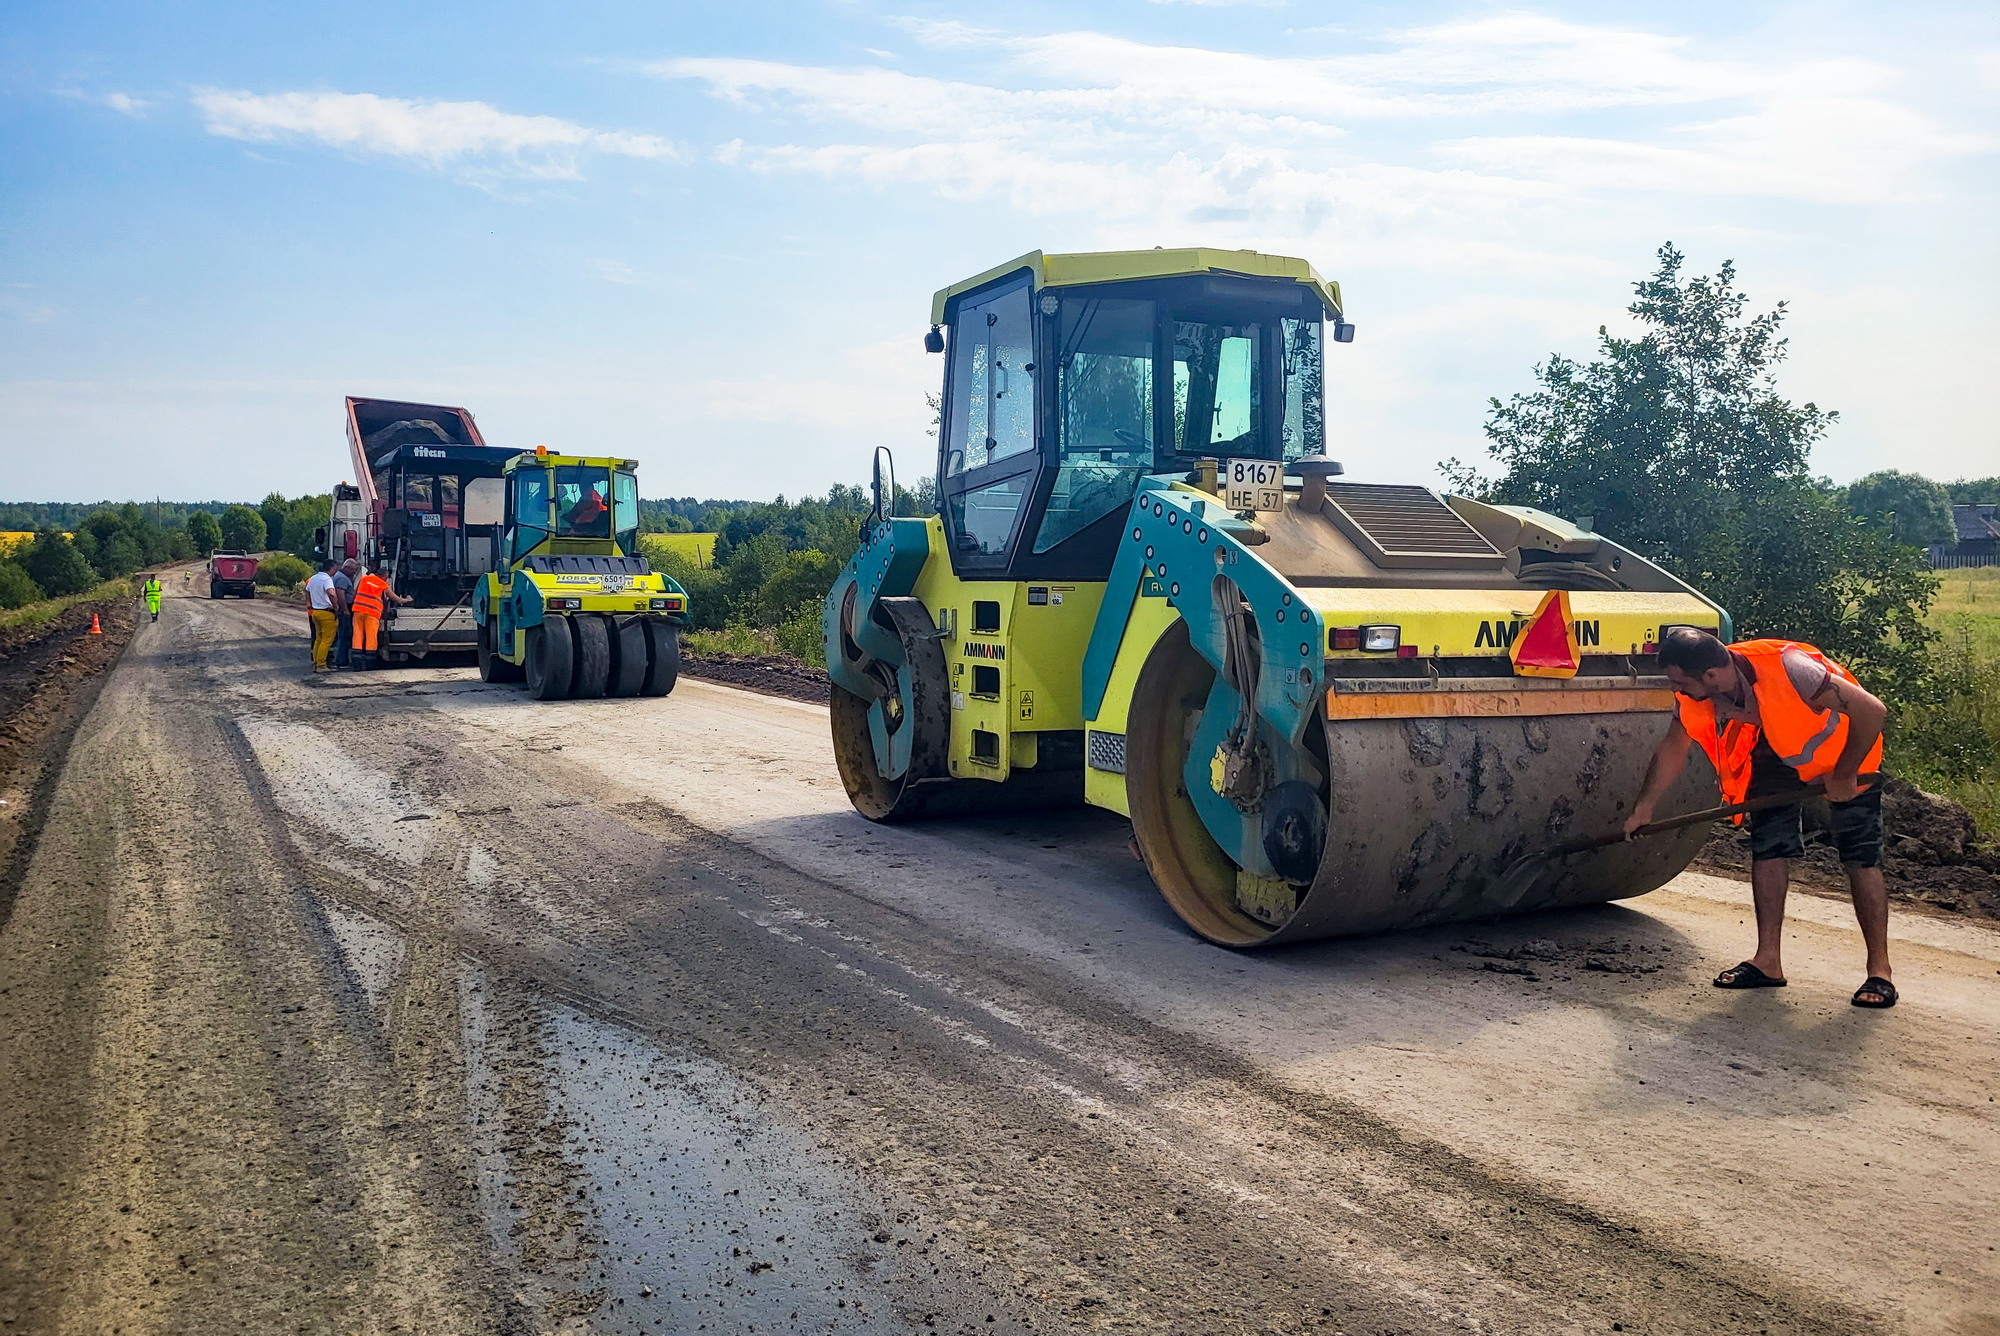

{"left": 939, "top": 271, "right": 1042, "bottom": 577}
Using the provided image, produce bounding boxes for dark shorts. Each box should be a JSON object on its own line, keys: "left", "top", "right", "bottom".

{"left": 1745, "top": 740, "right": 1883, "bottom": 867}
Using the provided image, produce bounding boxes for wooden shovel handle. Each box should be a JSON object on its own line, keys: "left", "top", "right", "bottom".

{"left": 1553, "top": 772, "right": 1884, "bottom": 860}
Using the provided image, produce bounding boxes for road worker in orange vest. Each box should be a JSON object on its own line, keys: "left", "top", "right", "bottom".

{"left": 347, "top": 563, "right": 412, "bottom": 671}
{"left": 1628, "top": 627, "right": 1894, "bottom": 1008}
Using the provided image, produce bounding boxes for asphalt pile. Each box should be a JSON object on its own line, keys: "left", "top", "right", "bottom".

{"left": 679, "top": 651, "right": 829, "bottom": 705}
{"left": 1701, "top": 775, "right": 2000, "bottom": 919}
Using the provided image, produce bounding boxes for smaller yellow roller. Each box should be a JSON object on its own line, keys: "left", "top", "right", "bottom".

{"left": 825, "top": 248, "right": 1728, "bottom": 945}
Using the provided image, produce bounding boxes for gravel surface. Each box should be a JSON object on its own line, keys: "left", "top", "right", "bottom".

{"left": 2, "top": 586, "right": 1996, "bottom": 1334}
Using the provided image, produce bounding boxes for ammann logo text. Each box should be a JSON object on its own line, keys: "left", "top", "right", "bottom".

{"left": 1474, "top": 619, "right": 1600, "bottom": 649}
{"left": 961, "top": 641, "right": 1006, "bottom": 660}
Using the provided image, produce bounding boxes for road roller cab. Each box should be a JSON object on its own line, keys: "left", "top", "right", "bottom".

{"left": 472, "top": 447, "right": 688, "bottom": 700}
{"left": 825, "top": 248, "right": 1732, "bottom": 945}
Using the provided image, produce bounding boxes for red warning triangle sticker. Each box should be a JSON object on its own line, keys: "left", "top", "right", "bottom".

{"left": 1510, "top": 589, "right": 1580, "bottom": 678}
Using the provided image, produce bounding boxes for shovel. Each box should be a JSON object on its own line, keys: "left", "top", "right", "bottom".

{"left": 1487, "top": 773, "right": 1883, "bottom": 909}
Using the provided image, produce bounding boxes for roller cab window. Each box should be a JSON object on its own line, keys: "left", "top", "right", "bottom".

{"left": 1035, "top": 297, "right": 1155, "bottom": 554}
{"left": 613, "top": 469, "right": 639, "bottom": 555}
{"left": 509, "top": 469, "right": 551, "bottom": 560}
{"left": 553, "top": 466, "right": 612, "bottom": 539}
{"left": 1172, "top": 320, "right": 1262, "bottom": 459}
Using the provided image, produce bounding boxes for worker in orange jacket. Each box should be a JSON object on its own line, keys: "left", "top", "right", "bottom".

{"left": 348, "top": 564, "right": 412, "bottom": 671}
{"left": 1628, "top": 628, "right": 1893, "bottom": 1008}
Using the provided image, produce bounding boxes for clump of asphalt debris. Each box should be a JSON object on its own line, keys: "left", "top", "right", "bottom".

{"left": 1451, "top": 937, "right": 1675, "bottom": 983}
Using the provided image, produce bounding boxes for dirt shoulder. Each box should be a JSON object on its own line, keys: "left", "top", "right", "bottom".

{"left": 679, "top": 650, "right": 829, "bottom": 705}
{"left": 0, "top": 590, "right": 139, "bottom": 927}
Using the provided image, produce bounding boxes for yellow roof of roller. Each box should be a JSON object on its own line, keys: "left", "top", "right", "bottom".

{"left": 929, "top": 248, "right": 1344, "bottom": 325}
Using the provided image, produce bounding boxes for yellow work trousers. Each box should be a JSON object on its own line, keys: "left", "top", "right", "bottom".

{"left": 310, "top": 609, "right": 338, "bottom": 668}
{"left": 351, "top": 612, "right": 382, "bottom": 653}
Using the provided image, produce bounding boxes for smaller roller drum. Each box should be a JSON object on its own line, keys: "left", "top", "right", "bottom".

{"left": 522, "top": 614, "right": 680, "bottom": 701}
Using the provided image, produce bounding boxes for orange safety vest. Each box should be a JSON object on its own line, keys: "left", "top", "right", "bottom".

{"left": 351, "top": 573, "right": 389, "bottom": 619}
{"left": 1677, "top": 639, "right": 1884, "bottom": 811}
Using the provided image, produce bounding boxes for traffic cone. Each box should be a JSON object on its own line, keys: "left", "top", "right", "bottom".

{"left": 88, "top": 613, "right": 102, "bottom": 635}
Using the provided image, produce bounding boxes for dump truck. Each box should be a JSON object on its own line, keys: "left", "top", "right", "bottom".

{"left": 824, "top": 248, "right": 1731, "bottom": 945}
{"left": 207, "top": 551, "right": 259, "bottom": 599}
{"left": 315, "top": 396, "right": 519, "bottom": 662}
{"left": 471, "top": 446, "right": 689, "bottom": 699}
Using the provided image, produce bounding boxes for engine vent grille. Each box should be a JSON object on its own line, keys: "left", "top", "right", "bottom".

{"left": 1321, "top": 483, "right": 1504, "bottom": 570}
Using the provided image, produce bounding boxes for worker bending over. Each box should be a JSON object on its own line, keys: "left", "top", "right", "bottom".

{"left": 1629, "top": 628, "right": 1894, "bottom": 1008}
{"left": 348, "top": 563, "right": 411, "bottom": 671}
{"left": 141, "top": 574, "right": 163, "bottom": 622}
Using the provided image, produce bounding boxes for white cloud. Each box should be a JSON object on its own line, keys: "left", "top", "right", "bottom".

{"left": 191, "top": 89, "right": 680, "bottom": 176}
{"left": 56, "top": 89, "right": 150, "bottom": 115}
{"left": 655, "top": 15, "right": 1987, "bottom": 228}
{"left": 590, "top": 258, "right": 642, "bottom": 284}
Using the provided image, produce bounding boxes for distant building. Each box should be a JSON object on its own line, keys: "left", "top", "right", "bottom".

{"left": 1930, "top": 502, "right": 2000, "bottom": 566}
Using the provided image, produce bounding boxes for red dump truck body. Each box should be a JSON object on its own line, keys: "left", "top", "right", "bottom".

{"left": 207, "top": 551, "right": 259, "bottom": 599}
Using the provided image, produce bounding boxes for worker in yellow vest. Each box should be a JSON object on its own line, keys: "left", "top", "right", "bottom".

{"left": 1629, "top": 628, "right": 1893, "bottom": 1007}
{"left": 141, "top": 574, "right": 163, "bottom": 622}
{"left": 348, "top": 564, "right": 412, "bottom": 671}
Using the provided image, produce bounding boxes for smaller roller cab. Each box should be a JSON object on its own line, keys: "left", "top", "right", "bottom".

{"left": 472, "top": 447, "right": 690, "bottom": 700}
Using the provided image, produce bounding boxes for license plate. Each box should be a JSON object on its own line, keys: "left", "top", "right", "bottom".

{"left": 1222, "top": 458, "right": 1284, "bottom": 511}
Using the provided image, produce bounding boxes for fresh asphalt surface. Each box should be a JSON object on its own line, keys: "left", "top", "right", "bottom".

{"left": 1, "top": 583, "right": 1995, "bottom": 1334}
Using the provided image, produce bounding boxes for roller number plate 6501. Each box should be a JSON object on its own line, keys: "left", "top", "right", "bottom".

{"left": 1222, "top": 458, "right": 1284, "bottom": 511}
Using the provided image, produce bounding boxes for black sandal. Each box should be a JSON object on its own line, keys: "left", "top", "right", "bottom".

{"left": 1714, "top": 961, "right": 1787, "bottom": 989}
{"left": 1851, "top": 977, "right": 1897, "bottom": 1009}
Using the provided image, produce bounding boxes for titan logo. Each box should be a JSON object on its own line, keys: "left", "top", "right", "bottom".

{"left": 1475, "top": 619, "right": 1601, "bottom": 648}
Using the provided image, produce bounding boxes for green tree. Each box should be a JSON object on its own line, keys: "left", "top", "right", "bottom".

{"left": 757, "top": 549, "right": 841, "bottom": 623}
{"left": 258, "top": 493, "right": 289, "bottom": 553}
{"left": 1451, "top": 243, "right": 1936, "bottom": 701}
{"left": 1450, "top": 243, "right": 1833, "bottom": 565}
{"left": 98, "top": 531, "right": 145, "bottom": 580}
{"left": 281, "top": 495, "right": 331, "bottom": 560}
{"left": 1844, "top": 470, "right": 1954, "bottom": 548}
{"left": 17, "top": 530, "right": 97, "bottom": 597}
{"left": 1944, "top": 477, "right": 2000, "bottom": 505}
{"left": 187, "top": 510, "right": 222, "bottom": 555}
{"left": 219, "top": 505, "right": 267, "bottom": 552}
{"left": 0, "top": 561, "right": 42, "bottom": 609}
{"left": 255, "top": 553, "right": 312, "bottom": 591}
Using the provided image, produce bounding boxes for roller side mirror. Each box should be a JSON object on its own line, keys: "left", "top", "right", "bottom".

{"left": 923, "top": 326, "right": 945, "bottom": 354}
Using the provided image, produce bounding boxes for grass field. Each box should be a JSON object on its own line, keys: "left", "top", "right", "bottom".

{"left": 1906, "top": 563, "right": 2000, "bottom": 832}
{"left": 643, "top": 532, "right": 718, "bottom": 566}
{"left": 1928, "top": 564, "right": 2000, "bottom": 652}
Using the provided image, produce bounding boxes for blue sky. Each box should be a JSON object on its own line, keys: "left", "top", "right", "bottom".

{"left": 3, "top": 0, "right": 1995, "bottom": 503}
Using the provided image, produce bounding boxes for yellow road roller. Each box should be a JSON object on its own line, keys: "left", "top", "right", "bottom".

{"left": 824, "top": 248, "right": 1729, "bottom": 945}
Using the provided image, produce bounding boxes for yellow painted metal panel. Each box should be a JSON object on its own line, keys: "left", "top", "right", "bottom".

{"left": 1080, "top": 591, "right": 1184, "bottom": 819}
{"left": 1301, "top": 587, "right": 1715, "bottom": 660}
{"left": 930, "top": 247, "right": 1343, "bottom": 323}
{"left": 907, "top": 548, "right": 1106, "bottom": 780}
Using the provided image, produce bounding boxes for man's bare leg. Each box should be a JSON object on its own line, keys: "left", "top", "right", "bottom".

{"left": 1847, "top": 864, "right": 1891, "bottom": 984}
{"left": 1747, "top": 858, "right": 1790, "bottom": 980}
